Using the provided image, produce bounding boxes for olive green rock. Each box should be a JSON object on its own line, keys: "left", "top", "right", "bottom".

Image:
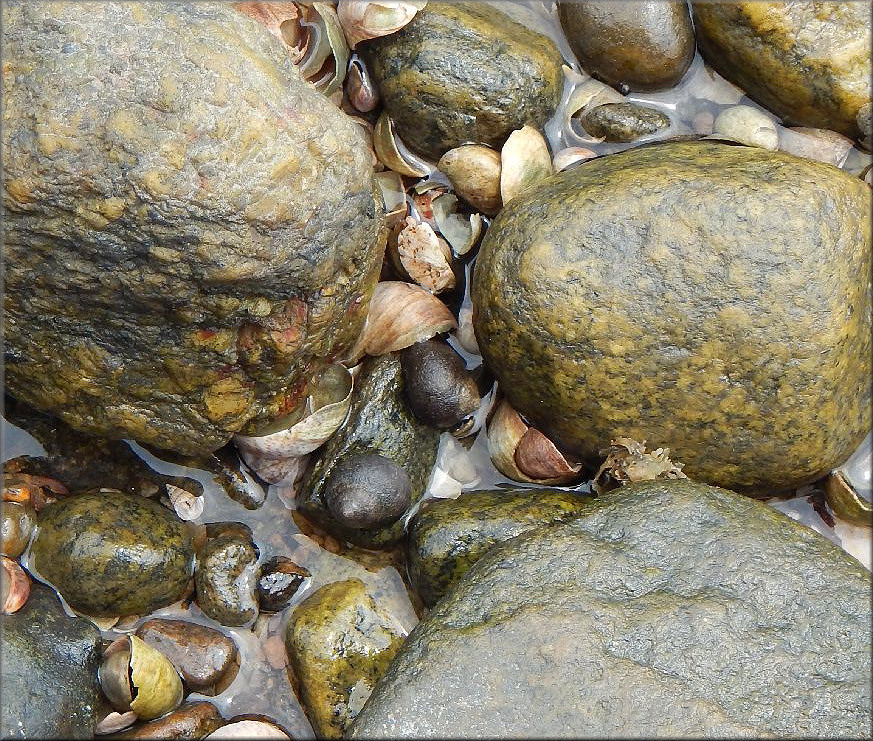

{"left": 1, "top": 584, "right": 102, "bottom": 739}
{"left": 692, "top": 1, "right": 871, "bottom": 139}
{"left": 351, "top": 480, "right": 872, "bottom": 738}
{"left": 580, "top": 102, "right": 671, "bottom": 142}
{"left": 362, "top": 3, "right": 563, "bottom": 160}
{"left": 472, "top": 141, "right": 871, "bottom": 492}
{"left": 298, "top": 354, "right": 441, "bottom": 548}
{"left": 31, "top": 491, "right": 195, "bottom": 616}
{"left": 194, "top": 533, "right": 259, "bottom": 627}
{"left": 559, "top": 0, "right": 694, "bottom": 92}
{"left": 2, "top": 2, "right": 384, "bottom": 456}
{"left": 285, "top": 579, "right": 406, "bottom": 739}
{"left": 408, "top": 488, "right": 592, "bottom": 607}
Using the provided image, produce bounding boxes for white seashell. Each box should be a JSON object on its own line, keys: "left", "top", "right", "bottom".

{"left": 713, "top": 105, "right": 779, "bottom": 150}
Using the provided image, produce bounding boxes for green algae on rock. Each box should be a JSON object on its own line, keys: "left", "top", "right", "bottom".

{"left": 692, "top": 1, "right": 872, "bottom": 139}
{"left": 362, "top": 2, "right": 563, "bottom": 161}
{"left": 298, "top": 354, "right": 441, "bottom": 548}
{"left": 558, "top": 0, "right": 694, "bottom": 92}
{"left": 285, "top": 579, "right": 406, "bottom": 739}
{"left": 351, "top": 480, "right": 872, "bottom": 738}
{"left": 2, "top": 2, "right": 384, "bottom": 456}
{"left": 472, "top": 141, "right": 871, "bottom": 493}
{"left": 31, "top": 492, "right": 194, "bottom": 617}
{"left": 407, "top": 488, "right": 592, "bottom": 607}
{"left": 1, "top": 584, "right": 101, "bottom": 739}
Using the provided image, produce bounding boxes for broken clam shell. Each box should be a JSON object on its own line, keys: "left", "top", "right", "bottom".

{"left": 552, "top": 147, "right": 597, "bottom": 172}
{"left": 824, "top": 433, "right": 872, "bottom": 527}
{"left": 432, "top": 193, "right": 483, "bottom": 256}
{"left": 374, "top": 111, "right": 432, "bottom": 177}
{"left": 487, "top": 399, "right": 581, "bottom": 485}
{"left": 437, "top": 144, "right": 502, "bottom": 215}
{"left": 374, "top": 170, "right": 408, "bottom": 227}
{"left": 99, "top": 635, "right": 184, "bottom": 721}
{"left": 337, "top": 0, "right": 426, "bottom": 49}
{"left": 2, "top": 556, "right": 31, "bottom": 614}
{"left": 500, "top": 125, "right": 553, "bottom": 205}
{"left": 355, "top": 281, "right": 457, "bottom": 357}
{"left": 396, "top": 217, "right": 455, "bottom": 293}
{"left": 234, "top": 364, "right": 353, "bottom": 483}
{"left": 346, "top": 57, "right": 379, "bottom": 111}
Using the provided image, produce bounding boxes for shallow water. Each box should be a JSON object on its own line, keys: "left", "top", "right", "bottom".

{"left": 3, "top": 1, "right": 871, "bottom": 734}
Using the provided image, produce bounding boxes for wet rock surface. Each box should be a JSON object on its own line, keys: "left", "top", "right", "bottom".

{"left": 473, "top": 141, "right": 871, "bottom": 492}
{"left": 111, "top": 702, "right": 224, "bottom": 740}
{"left": 362, "top": 2, "right": 563, "bottom": 160}
{"left": 559, "top": 0, "right": 694, "bottom": 92}
{"left": 299, "top": 353, "right": 441, "bottom": 548}
{"left": 135, "top": 619, "right": 238, "bottom": 692}
{"left": 1, "top": 584, "right": 101, "bottom": 739}
{"left": 351, "top": 480, "right": 873, "bottom": 738}
{"left": 692, "top": 1, "right": 871, "bottom": 139}
{"left": 2, "top": 1, "right": 384, "bottom": 455}
{"left": 580, "top": 102, "right": 671, "bottom": 142}
{"left": 408, "top": 488, "right": 592, "bottom": 607}
{"left": 195, "top": 533, "right": 260, "bottom": 627}
{"left": 286, "top": 578, "right": 406, "bottom": 738}
{"left": 256, "top": 557, "right": 310, "bottom": 613}
{"left": 31, "top": 491, "right": 195, "bottom": 616}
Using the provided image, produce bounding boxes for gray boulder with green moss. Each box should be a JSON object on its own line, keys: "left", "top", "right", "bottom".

{"left": 351, "top": 480, "right": 872, "bottom": 738}
{"left": 362, "top": 2, "right": 563, "bottom": 160}
{"left": 473, "top": 141, "right": 871, "bottom": 492}
{"left": 2, "top": 2, "right": 384, "bottom": 455}
{"left": 407, "top": 488, "right": 592, "bottom": 607}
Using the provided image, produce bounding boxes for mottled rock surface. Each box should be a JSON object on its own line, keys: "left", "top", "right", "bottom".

{"left": 31, "top": 491, "right": 194, "bottom": 616}
{"left": 559, "top": 0, "right": 694, "bottom": 91}
{"left": 286, "top": 579, "right": 406, "bottom": 738}
{"left": 2, "top": 2, "right": 384, "bottom": 455}
{"left": 580, "top": 102, "right": 671, "bottom": 142}
{"left": 407, "top": 488, "right": 591, "bottom": 607}
{"left": 1, "top": 584, "right": 101, "bottom": 739}
{"left": 194, "top": 533, "right": 259, "bottom": 627}
{"left": 363, "top": 2, "right": 563, "bottom": 160}
{"left": 352, "top": 480, "right": 872, "bottom": 738}
{"left": 299, "top": 354, "right": 440, "bottom": 547}
{"left": 693, "top": 1, "right": 871, "bottom": 139}
{"left": 473, "top": 141, "right": 871, "bottom": 492}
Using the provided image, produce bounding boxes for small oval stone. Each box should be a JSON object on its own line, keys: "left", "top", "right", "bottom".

{"left": 31, "top": 492, "right": 194, "bottom": 617}
{"left": 362, "top": 3, "right": 563, "bottom": 160}
{"left": 1, "top": 502, "right": 36, "bottom": 558}
{"left": 323, "top": 454, "right": 412, "bottom": 530}
{"left": 580, "top": 102, "right": 671, "bottom": 142}
{"left": 256, "top": 557, "right": 311, "bottom": 613}
{"left": 111, "top": 701, "right": 225, "bottom": 740}
{"left": 195, "top": 534, "right": 259, "bottom": 627}
{"left": 135, "top": 619, "right": 238, "bottom": 692}
{"left": 559, "top": 0, "right": 694, "bottom": 92}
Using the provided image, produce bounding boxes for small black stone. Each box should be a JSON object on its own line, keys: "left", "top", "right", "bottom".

{"left": 257, "top": 557, "right": 311, "bottom": 613}
{"left": 323, "top": 454, "right": 412, "bottom": 530}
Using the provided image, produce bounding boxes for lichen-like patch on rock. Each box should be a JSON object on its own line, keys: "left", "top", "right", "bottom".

{"left": 2, "top": 2, "right": 385, "bottom": 455}
{"left": 472, "top": 141, "right": 871, "bottom": 492}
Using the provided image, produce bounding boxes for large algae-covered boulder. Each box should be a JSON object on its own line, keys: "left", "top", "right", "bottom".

{"left": 362, "top": 3, "right": 563, "bottom": 161}
{"left": 692, "top": 2, "right": 871, "bottom": 139}
{"left": 31, "top": 491, "right": 195, "bottom": 616}
{"left": 2, "top": 2, "right": 384, "bottom": 455}
{"left": 558, "top": 0, "right": 694, "bottom": 92}
{"left": 407, "top": 488, "right": 591, "bottom": 607}
{"left": 472, "top": 141, "right": 871, "bottom": 492}
{"left": 351, "top": 480, "right": 872, "bottom": 738}
{"left": 1, "top": 584, "right": 102, "bottom": 739}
